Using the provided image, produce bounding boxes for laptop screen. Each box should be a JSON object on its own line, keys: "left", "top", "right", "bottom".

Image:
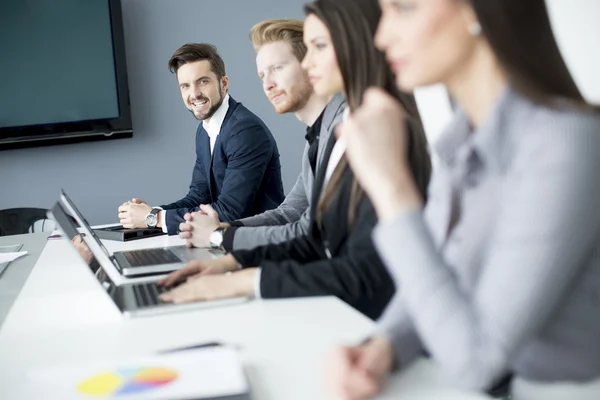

{"left": 59, "top": 190, "right": 114, "bottom": 262}
{"left": 57, "top": 190, "right": 125, "bottom": 284}
{"left": 50, "top": 201, "right": 112, "bottom": 285}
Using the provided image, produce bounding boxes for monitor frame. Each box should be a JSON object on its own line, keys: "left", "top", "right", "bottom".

{"left": 0, "top": 0, "right": 133, "bottom": 151}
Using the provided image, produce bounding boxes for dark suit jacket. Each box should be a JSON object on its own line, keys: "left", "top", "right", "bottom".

{"left": 160, "top": 96, "right": 285, "bottom": 234}
{"left": 230, "top": 133, "right": 396, "bottom": 320}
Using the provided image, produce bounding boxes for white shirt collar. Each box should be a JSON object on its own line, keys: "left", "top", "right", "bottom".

{"left": 323, "top": 106, "right": 349, "bottom": 186}
{"left": 203, "top": 93, "right": 230, "bottom": 139}
{"left": 342, "top": 107, "right": 350, "bottom": 121}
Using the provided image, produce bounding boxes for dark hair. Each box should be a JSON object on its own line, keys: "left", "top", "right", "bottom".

{"left": 168, "top": 43, "right": 226, "bottom": 80}
{"left": 470, "top": 0, "right": 590, "bottom": 108}
{"left": 304, "top": 0, "right": 431, "bottom": 225}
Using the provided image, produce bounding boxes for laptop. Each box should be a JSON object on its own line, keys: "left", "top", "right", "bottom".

{"left": 50, "top": 199, "right": 249, "bottom": 318}
{"left": 58, "top": 189, "right": 218, "bottom": 277}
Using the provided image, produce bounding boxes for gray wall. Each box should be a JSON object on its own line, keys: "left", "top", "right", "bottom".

{"left": 0, "top": 0, "right": 308, "bottom": 224}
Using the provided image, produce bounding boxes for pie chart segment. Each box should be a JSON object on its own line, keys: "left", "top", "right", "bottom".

{"left": 133, "top": 367, "right": 178, "bottom": 385}
{"left": 77, "top": 367, "right": 178, "bottom": 396}
{"left": 77, "top": 372, "right": 125, "bottom": 396}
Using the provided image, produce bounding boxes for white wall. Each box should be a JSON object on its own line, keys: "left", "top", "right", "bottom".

{"left": 415, "top": 85, "right": 454, "bottom": 145}
{"left": 546, "top": 0, "right": 600, "bottom": 104}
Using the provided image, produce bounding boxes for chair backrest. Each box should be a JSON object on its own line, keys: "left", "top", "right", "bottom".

{"left": 0, "top": 208, "right": 50, "bottom": 236}
{"left": 29, "top": 218, "right": 57, "bottom": 234}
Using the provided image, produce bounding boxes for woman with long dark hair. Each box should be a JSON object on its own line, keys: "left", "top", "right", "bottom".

{"left": 157, "top": 0, "right": 431, "bottom": 321}
{"left": 326, "top": 0, "right": 600, "bottom": 398}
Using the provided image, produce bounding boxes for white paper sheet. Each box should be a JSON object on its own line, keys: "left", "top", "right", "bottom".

{"left": 0, "top": 251, "right": 28, "bottom": 264}
{"left": 25, "top": 345, "right": 249, "bottom": 399}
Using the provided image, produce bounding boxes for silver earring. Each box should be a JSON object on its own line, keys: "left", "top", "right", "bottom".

{"left": 468, "top": 22, "right": 482, "bottom": 36}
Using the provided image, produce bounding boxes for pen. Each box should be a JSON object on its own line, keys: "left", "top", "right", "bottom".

{"left": 158, "top": 341, "right": 241, "bottom": 354}
{"left": 47, "top": 233, "right": 86, "bottom": 240}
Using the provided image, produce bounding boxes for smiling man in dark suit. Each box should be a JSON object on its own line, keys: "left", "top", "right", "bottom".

{"left": 118, "top": 43, "right": 284, "bottom": 234}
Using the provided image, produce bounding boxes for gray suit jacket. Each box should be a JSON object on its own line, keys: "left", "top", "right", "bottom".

{"left": 229, "top": 93, "right": 346, "bottom": 250}
{"left": 374, "top": 88, "right": 600, "bottom": 390}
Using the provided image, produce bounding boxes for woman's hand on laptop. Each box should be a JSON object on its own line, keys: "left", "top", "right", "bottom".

{"left": 159, "top": 268, "right": 256, "bottom": 303}
{"left": 157, "top": 254, "right": 239, "bottom": 287}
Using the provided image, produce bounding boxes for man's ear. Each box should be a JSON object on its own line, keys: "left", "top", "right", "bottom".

{"left": 221, "top": 75, "right": 229, "bottom": 94}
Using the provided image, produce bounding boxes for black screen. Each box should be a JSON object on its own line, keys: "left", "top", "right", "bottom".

{"left": 0, "top": 0, "right": 132, "bottom": 150}
{"left": 0, "top": 0, "right": 120, "bottom": 128}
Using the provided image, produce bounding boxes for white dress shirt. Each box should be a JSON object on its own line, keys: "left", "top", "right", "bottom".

{"left": 322, "top": 107, "right": 349, "bottom": 189}
{"left": 203, "top": 94, "right": 230, "bottom": 155}
{"left": 158, "top": 94, "right": 230, "bottom": 232}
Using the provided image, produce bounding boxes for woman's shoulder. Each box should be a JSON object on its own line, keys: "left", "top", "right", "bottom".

{"left": 509, "top": 90, "right": 600, "bottom": 136}
{"left": 503, "top": 92, "right": 600, "bottom": 170}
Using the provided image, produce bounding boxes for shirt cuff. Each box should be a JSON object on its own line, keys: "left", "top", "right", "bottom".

{"left": 223, "top": 226, "right": 239, "bottom": 251}
{"left": 253, "top": 267, "right": 262, "bottom": 299}
{"left": 377, "top": 324, "right": 421, "bottom": 371}
{"left": 152, "top": 206, "right": 168, "bottom": 234}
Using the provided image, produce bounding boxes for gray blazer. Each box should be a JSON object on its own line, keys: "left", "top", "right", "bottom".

{"left": 230, "top": 93, "right": 346, "bottom": 250}
{"left": 374, "top": 88, "right": 600, "bottom": 390}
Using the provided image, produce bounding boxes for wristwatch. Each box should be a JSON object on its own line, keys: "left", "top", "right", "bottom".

{"left": 145, "top": 208, "right": 160, "bottom": 228}
{"left": 209, "top": 227, "right": 227, "bottom": 250}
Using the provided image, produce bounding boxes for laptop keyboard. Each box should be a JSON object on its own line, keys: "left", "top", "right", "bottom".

{"left": 132, "top": 282, "right": 170, "bottom": 307}
{"left": 124, "top": 248, "right": 181, "bottom": 266}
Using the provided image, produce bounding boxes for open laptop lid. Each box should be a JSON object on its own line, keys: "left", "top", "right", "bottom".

{"left": 50, "top": 201, "right": 115, "bottom": 284}
{"left": 57, "top": 190, "right": 123, "bottom": 284}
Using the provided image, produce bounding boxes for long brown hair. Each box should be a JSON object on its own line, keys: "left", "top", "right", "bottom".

{"left": 469, "top": 0, "right": 592, "bottom": 109}
{"left": 304, "top": 0, "right": 431, "bottom": 225}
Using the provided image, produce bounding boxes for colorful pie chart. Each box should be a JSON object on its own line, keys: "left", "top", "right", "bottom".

{"left": 77, "top": 367, "right": 178, "bottom": 396}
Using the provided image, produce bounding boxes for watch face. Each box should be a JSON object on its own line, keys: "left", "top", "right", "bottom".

{"left": 146, "top": 213, "right": 158, "bottom": 227}
{"left": 209, "top": 230, "right": 223, "bottom": 248}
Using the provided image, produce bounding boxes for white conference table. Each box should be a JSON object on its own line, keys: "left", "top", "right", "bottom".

{"left": 0, "top": 231, "right": 489, "bottom": 400}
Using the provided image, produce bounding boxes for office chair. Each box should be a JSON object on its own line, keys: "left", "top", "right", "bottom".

{"left": 0, "top": 208, "right": 50, "bottom": 236}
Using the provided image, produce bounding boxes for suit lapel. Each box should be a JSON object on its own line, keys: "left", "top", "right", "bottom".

{"left": 199, "top": 125, "right": 212, "bottom": 183}
{"left": 210, "top": 96, "right": 237, "bottom": 166}
{"left": 316, "top": 94, "right": 345, "bottom": 169}
{"left": 310, "top": 133, "right": 337, "bottom": 221}
{"left": 208, "top": 96, "right": 238, "bottom": 199}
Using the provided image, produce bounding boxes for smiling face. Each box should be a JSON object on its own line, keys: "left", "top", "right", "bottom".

{"left": 176, "top": 60, "right": 228, "bottom": 121}
{"left": 301, "top": 14, "right": 344, "bottom": 98}
{"left": 375, "top": 0, "right": 480, "bottom": 91}
{"left": 256, "top": 41, "right": 313, "bottom": 114}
